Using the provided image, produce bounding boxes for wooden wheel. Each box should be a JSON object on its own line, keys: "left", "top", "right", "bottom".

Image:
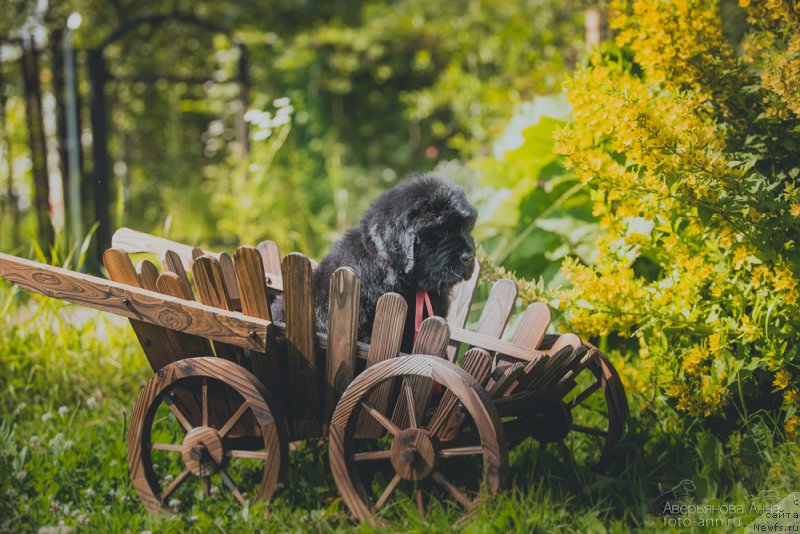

{"left": 329, "top": 355, "right": 507, "bottom": 525}
{"left": 540, "top": 335, "right": 628, "bottom": 470}
{"left": 128, "top": 357, "right": 288, "bottom": 513}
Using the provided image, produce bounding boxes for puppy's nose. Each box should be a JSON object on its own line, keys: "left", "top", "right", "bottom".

{"left": 460, "top": 250, "right": 475, "bottom": 264}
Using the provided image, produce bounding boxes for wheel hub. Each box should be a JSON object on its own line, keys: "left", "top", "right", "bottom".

{"left": 181, "top": 426, "right": 226, "bottom": 476}
{"left": 390, "top": 428, "right": 437, "bottom": 481}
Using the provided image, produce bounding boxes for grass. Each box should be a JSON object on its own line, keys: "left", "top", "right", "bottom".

{"left": 1, "top": 280, "right": 798, "bottom": 533}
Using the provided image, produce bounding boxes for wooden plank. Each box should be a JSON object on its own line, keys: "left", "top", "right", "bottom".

{"left": 257, "top": 240, "right": 282, "bottom": 277}
{"left": 154, "top": 273, "right": 213, "bottom": 356}
{"left": 475, "top": 279, "right": 517, "bottom": 338}
{"left": 136, "top": 259, "right": 159, "bottom": 291}
{"left": 218, "top": 252, "right": 241, "bottom": 310}
{"left": 0, "top": 253, "right": 272, "bottom": 352}
{"left": 191, "top": 255, "right": 246, "bottom": 367}
{"left": 428, "top": 348, "right": 492, "bottom": 440}
{"left": 496, "top": 301, "right": 552, "bottom": 373}
{"left": 391, "top": 317, "right": 450, "bottom": 429}
{"left": 160, "top": 249, "right": 194, "bottom": 300}
{"left": 155, "top": 271, "right": 193, "bottom": 300}
{"left": 446, "top": 259, "right": 480, "bottom": 362}
{"left": 487, "top": 362, "right": 525, "bottom": 398}
{"left": 354, "top": 293, "right": 407, "bottom": 438}
{"left": 448, "top": 326, "right": 544, "bottom": 362}
{"left": 324, "top": 268, "right": 361, "bottom": 431}
{"left": 548, "top": 333, "right": 581, "bottom": 354}
{"left": 233, "top": 246, "right": 285, "bottom": 408}
{"left": 282, "top": 253, "right": 320, "bottom": 437}
{"left": 112, "top": 227, "right": 216, "bottom": 267}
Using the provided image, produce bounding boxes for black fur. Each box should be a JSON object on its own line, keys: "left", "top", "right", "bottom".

{"left": 272, "top": 175, "right": 477, "bottom": 350}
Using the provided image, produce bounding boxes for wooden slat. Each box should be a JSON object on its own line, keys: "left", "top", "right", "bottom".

{"left": 527, "top": 346, "right": 577, "bottom": 390}
{"left": 218, "top": 252, "right": 241, "bottom": 310}
{"left": 136, "top": 260, "right": 159, "bottom": 291}
{"left": 160, "top": 249, "right": 194, "bottom": 300}
{"left": 428, "top": 348, "right": 492, "bottom": 440}
{"left": 156, "top": 271, "right": 193, "bottom": 300}
{"left": 282, "top": 253, "right": 320, "bottom": 437}
{"left": 548, "top": 333, "right": 581, "bottom": 354}
{"left": 391, "top": 317, "right": 450, "bottom": 429}
{"left": 487, "top": 362, "right": 525, "bottom": 398}
{"left": 446, "top": 259, "right": 480, "bottom": 362}
{"left": 257, "top": 240, "right": 282, "bottom": 277}
{"left": 323, "top": 268, "right": 361, "bottom": 431}
{"left": 511, "top": 302, "right": 551, "bottom": 348}
{"left": 192, "top": 255, "right": 246, "bottom": 368}
{"left": 234, "top": 246, "right": 284, "bottom": 408}
{"left": 475, "top": 279, "right": 517, "bottom": 338}
{"left": 354, "top": 293, "right": 407, "bottom": 438}
{"left": 448, "top": 326, "right": 544, "bottom": 362}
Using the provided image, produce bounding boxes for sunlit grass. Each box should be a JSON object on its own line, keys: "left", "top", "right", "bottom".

{"left": 1, "top": 280, "right": 797, "bottom": 533}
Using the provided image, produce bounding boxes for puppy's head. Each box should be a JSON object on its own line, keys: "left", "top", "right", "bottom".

{"left": 364, "top": 175, "right": 477, "bottom": 290}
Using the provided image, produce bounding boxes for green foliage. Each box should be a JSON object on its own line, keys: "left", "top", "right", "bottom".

{"left": 550, "top": 1, "right": 800, "bottom": 429}
{"left": 471, "top": 95, "right": 599, "bottom": 296}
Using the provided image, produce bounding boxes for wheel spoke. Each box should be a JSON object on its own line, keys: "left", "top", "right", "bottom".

{"left": 220, "top": 469, "right": 246, "bottom": 505}
{"left": 360, "top": 400, "right": 400, "bottom": 436}
{"left": 202, "top": 476, "right": 210, "bottom": 496}
{"left": 160, "top": 468, "right": 191, "bottom": 501}
{"left": 432, "top": 471, "right": 474, "bottom": 509}
{"left": 352, "top": 450, "right": 392, "bottom": 462}
{"left": 437, "top": 445, "right": 484, "bottom": 459}
{"left": 571, "top": 423, "right": 608, "bottom": 437}
{"left": 202, "top": 378, "right": 208, "bottom": 427}
{"left": 150, "top": 443, "right": 182, "bottom": 452}
{"left": 403, "top": 377, "right": 418, "bottom": 429}
{"left": 570, "top": 380, "right": 601, "bottom": 409}
{"left": 415, "top": 483, "right": 425, "bottom": 517}
{"left": 163, "top": 395, "right": 193, "bottom": 433}
{"left": 219, "top": 402, "right": 249, "bottom": 438}
{"left": 375, "top": 473, "right": 402, "bottom": 509}
{"left": 227, "top": 450, "right": 269, "bottom": 460}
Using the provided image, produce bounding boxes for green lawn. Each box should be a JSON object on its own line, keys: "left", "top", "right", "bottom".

{"left": 1, "top": 284, "right": 797, "bottom": 533}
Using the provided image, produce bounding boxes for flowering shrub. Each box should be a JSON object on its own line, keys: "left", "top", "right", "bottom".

{"left": 553, "top": 1, "right": 800, "bottom": 429}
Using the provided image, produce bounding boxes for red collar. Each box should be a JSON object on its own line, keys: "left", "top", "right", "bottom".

{"left": 414, "top": 289, "right": 434, "bottom": 342}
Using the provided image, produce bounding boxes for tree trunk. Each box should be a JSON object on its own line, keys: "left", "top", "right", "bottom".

{"left": 21, "top": 36, "right": 54, "bottom": 253}
{"left": 51, "top": 28, "right": 71, "bottom": 252}
{"left": 88, "top": 48, "right": 111, "bottom": 265}
{"left": 0, "top": 55, "right": 20, "bottom": 247}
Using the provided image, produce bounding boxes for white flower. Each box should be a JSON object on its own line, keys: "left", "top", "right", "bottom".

{"left": 41, "top": 412, "right": 53, "bottom": 422}
{"left": 253, "top": 129, "right": 272, "bottom": 142}
{"left": 83, "top": 487, "right": 95, "bottom": 498}
{"left": 29, "top": 436, "right": 40, "bottom": 447}
{"left": 209, "top": 486, "right": 220, "bottom": 497}
{"left": 109, "top": 459, "right": 118, "bottom": 467}
{"left": 15, "top": 471, "right": 26, "bottom": 482}
{"left": 86, "top": 397, "right": 97, "bottom": 408}
{"left": 64, "top": 440, "right": 74, "bottom": 450}
{"left": 168, "top": 498, "right": 180, "bottom": 509}
{"left": 188, "top": 515, "right": 199, "bottom": 523}
{"left": 14, "top": 402, "right": 27, "bottom": 414}
{"left": 273, "top": 97, "right": 291, "bottom": 108}
{"left": 163, "top": 474, "right": 174, "bottom": 483}
{"left": 58, "top": 406, "right": 69, "bottom": 418}
{"left": 49, "top": 433, "right": 64, "bottom": 448}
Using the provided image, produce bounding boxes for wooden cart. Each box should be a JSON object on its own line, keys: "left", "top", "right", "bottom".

{"left": 0, "top": 228, "right": 627, "bottom": 524}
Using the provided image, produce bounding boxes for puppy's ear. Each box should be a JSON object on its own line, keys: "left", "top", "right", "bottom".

{"left": 368, "top": 221, "right": 415, "bottom": 275}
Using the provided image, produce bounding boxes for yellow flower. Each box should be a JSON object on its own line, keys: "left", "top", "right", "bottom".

{"left": 791, "top": 202, "right": 800, "bottom": 217}
{"left": 740, "top": 315, "right": 761, "bottom": 342}
{"left": 708, "top": 332, "right": 724, "bottom": 353}
{"left": 774, "top": 369, "right": 792, "bottom": 390}
{"left": 732, "top": 246, "right": 750, "bottom": 269}
{"left": 773, "top": 266, "right": 798, "bottom": 292}
{"left": 785, "top": 415, "right": 800, "bottom": 436}
{"left": 683, "top": 346, "right": 707, "bottom": 376}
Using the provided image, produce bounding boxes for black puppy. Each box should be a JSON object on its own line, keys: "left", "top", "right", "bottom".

{"left": 311, "top": 175, "right": 476, "bottom": 349}
{"left": 270, "top": 175, "right": 476, "bottom": 348}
